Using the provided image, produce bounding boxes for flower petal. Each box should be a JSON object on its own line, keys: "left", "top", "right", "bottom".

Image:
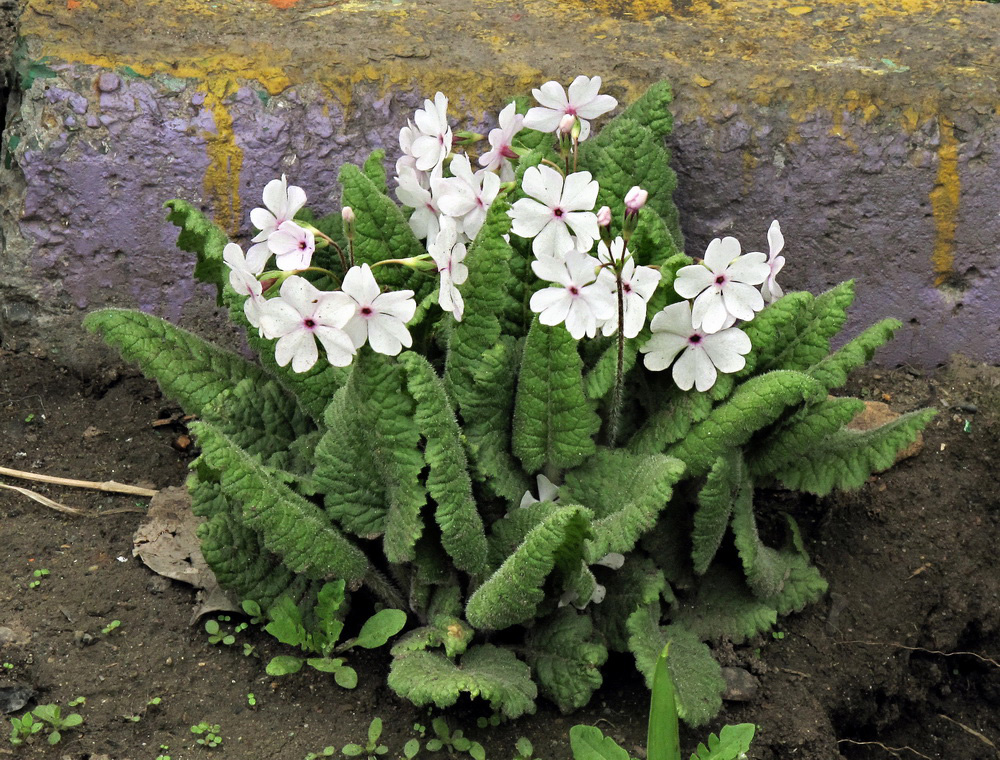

{"left": 703, "top": 236, "right": 741, "bottom": 272}
{"left": 640, "top": 332, "right": 687, "bottom": 372}
{"left": 673, "top": 264, "right": 715, "bottom": 299}
{"left": 721, "top": 281, "right": 765, "bottom": 321}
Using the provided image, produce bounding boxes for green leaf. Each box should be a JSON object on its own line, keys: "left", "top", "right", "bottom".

{"left": 613, "top": 80, "right": 676, "bottom": 141}
{"left": 266, "top": 655, "right": 305, "bottom": 676}
{"left": 590, "top": 557, "right": 669, "bottom": 652}
{"left": 61, "top": 714, "right": 83, "bottom": 729}
{"left": 771, "top": 408, "right": 937, "bottom": 496}
{"left": 688, "top": 724, "right": 756, "bottom": 760}
{"left": 628, "top": 389, "right": 713, "bottom": 455}
{"left": 192, "top": 421, "right": 369, "bottom": 584}
{"left": 759, "top": 517, "right": 828, "bottom": 615}
{"left": 164, "top": 198, "right": 229, "bottom": 303}
{"left": 671, "top": 565, "right": 778, "bottom": 644}
{"left": 524, "top": 608, "right": 608, "bottom": 713}
{"left": 83, "top": 310, "right": 274, "bottom": 420}
{"left": 465, "top": 506, "right": 592, "bottom": 630}
{"left": 667, "top": 370, "right": 827, "bottom": 479}
{"left": 562, "top": 448, "right": 686, "bottom": 560}
{"left": 648, "top": 645, "right": 682, "bottom": 760}
{"left": 583, "top": 339, "right": 638, "bottom": 402}
{"left": 335, "top": 666, "right": 359, "bottom": 689}
{"left": 627, "top": 605, "right": 725, "bottom": 727}
{"left": 307, "top": 657, "right": 347, "bottom": 673}
{"left": 691, "top": 452, "right": 743, "bottom": 576}
{"left": 569, "top": 726, "right": 630, "bottom": 760}
{"left": 400, "top": 352, "right": 488, "bottom": 574}
{"left": 339, "top": 164, "right": 424, "bottom": 289}
{"left": 513, "top": 317, "right": 600, "bottom": 473}
{"left": 388, "top": 645, "right": 537, "bottom": 719}
{"left": 805, "top": 319, "right": 901, "bottom": 391}
{"left": 730, "top": 477, "right": 788, "bottom": 598}
{"left": 354, "top": 609, "right": 408, "bottom": 649}
{"left": 313, "top": 351, "right": 426, "bottom": 563}
{"left": 363, "top": 150, "right": 388, "bottom": 194}
{"left": 344, "top": 745, "right": 364, "bottom": 756}
{"left": 265, "top": 595, "right": 312, "bottom": 648}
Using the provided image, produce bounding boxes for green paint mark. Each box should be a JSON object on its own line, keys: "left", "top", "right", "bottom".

{"left": 4, "top": 135, "right": 20, "bottom": 170}
{"left": 117, "top": 65, "right": 150, "bottom": 79}
{"left": 14, "top": 40, "right": 57, "bottom": 91}
{"left": 256, "top": 89, "right": 270, "bottom": 104}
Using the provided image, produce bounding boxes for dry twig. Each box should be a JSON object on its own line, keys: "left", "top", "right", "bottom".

{"left": 836, "top": 738, "right": 932, "bottom": 760}
{"left": 0, "top": 465, "right": 157, "bottom": 496}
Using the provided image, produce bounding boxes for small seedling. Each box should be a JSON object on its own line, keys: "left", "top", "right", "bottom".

{"left": 26, "top": 703, "right": 85, "bottom": 745}
{"left": 772, "top": 631, "right": 786, "bottom": 641}
{"left": 68, "top": 697, "right": 86, "bottom": 707}
{"left": 156, "top": 743, "right": 172, "bottom": 760}
{"left": 191, "top": 721, "right": 223, "bottom": 748}
{"left": 402, "top": 739, "right": 421, "bottom": 760}
{"left": 23, "top": 413, "right": 35, "bottom": 424}
{"left": 247, "top": 692, "right": 256, "bottom": 707}
{"left": 243, "top": 642, "right": 257, "bottom": 657}
{"left": 512, "top": 738, "right": 534, "bottom": 760}
{"left": 241, "top": 599, "right": 266, "bottom": 625}
{"left": 102, "top": 619, "right": 122, "bottom": 635}
{"left": 424, "top": 718, "right": 485, "bottom": 760}
{"left": 476, "top": 716, "right": 502, "bottom": 730}
{"left": 8, "top": 712, "right": 43, "bottom": 745}
{"left": 28, "top": 568, "right": 50, "bottom": 588}
{"left": 2, "top": 662, "right": 13, "bottom": 670}
{"left": 303, "top": 747, "right": 337, "bottom": 760}
{"left": 343, "top": 717, "right": 389, "bottom": 760}
{"left": 205, "top": 618, "right": 236, "bottom": 646}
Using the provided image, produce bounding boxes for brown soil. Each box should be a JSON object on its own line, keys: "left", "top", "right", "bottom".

{"left": 1, "top": 348, "right": 998, "bottom": 760}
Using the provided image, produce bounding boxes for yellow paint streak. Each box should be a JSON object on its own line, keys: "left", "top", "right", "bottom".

{"left": 929, "top": 115, "right": 959, "bottom": 286}
{"left": 201, "top": 86, "right": 244, "bottom": 236}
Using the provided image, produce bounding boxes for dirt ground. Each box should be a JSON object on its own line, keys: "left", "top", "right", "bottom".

{"left": 1, "top": 348, "right": 998, "bottom": 760}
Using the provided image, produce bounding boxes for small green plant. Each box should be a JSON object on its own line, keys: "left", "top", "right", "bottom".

{"left": 28, "top": 568, "right": 49, "bottom": 588}
{"left": 304, "top": 747, "right": 338, "bottom": 760}
{"left": 247, "top": 692, "right": 257, "bottom": 707}
{"left": 570, "top": 644, "right": 754, "bottom": 760}
{"left": 204, "top": 617, "right": 236, "bottom": 646}
{"left": 424, "top": 718, "right": 485, "bottom": 760}
{"left": 343, "top": 718, "right": 390, "bottom": 760}
{"left": 512, "top": 738, "right": 534, "bottom": 760}
{"left": 402, "top": 739, "right": 421, "bottom": 760}
{"left": 13, "top": 703, "right": 85, "bottom": 746}
{"left": 23, "top": 413, "right": 35, "bottom": 423}
{"left": 476, "top": 716, "right": 503, "bottom": 730}
{"left": 261, "top": 580, "right": 406, "bottom": 688}
{"left": 2, "top": 662, "right": 13, "bottom": 670}
{"left": 156, "top": 743, "right": 172, "bottom": 760}
{"left": 102, "top": 619, "right": 122, "bottom": 635}
{"left": 771, "top": 631, "right": 785, "bottom": 641}
{"left": 124, "top": 697, "right": 161, "bottom": 723}
{"left": 67, "top": 697, "right": 86, "bottom": 707}
{"left": 191, "top": 721, "right": 223, "bottom": 748}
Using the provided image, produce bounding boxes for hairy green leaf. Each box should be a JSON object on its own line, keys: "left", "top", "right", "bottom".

{"left": 466, "top": 506, "right": 592, "bottom": 630}
{"left": 569, "top": 726, "right": 630, "bottom": 760}
{"left": 192, "top": 421, "right": 368, "bottom": 585}
{"left": 513, "top": 317, "right": 600, "bottom": 473}
{"left": 400, "top": 353, "right": 488, "bottom": 575}
{"left": 583, "top": 339, "right": 638, "bottom": 402}
{"left": 388, "top": 645, "right": 537, "bottom": 719}
{"left": 671, "top": 565, "right": 778, "bottom": 644}
{"left": 363, "top": 149, "right": 388, "bottom": 194}
{"left": 591, "top": 557, "right": 669, "bottom": 652}
{"left": 806, "top": 319, "right": 901, "bottom": 391}
{"left": 771, "top": 408, "right": 936, "bottom": 496}
{"left": 524, "top": 608, "right": 608, "bottom": 713}
{"left": 164, "top": 198, "right": 228, "bottom": 302}
{"left": 691, "top": 451, "right": 745, "bottom": 576}
{"left": 628, "top": 389, "right": 713, "bottom": 455}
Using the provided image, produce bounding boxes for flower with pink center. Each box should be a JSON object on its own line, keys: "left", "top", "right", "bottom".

{"left": 529, "top": 249, "right": 615, "bottom": 339}
{"left": 595, "top": 238, "right": 662, "bottom": 339}
{"left": 509, "top": 165, "right": 600, "bottom": 258}
{"left": 523, "top": 76, "right": 618, "bottom": 142}
{"left": 329, "top": 264, "right": 417, "bottom": 356}
{"left": 428, "top": 219, "right": 468, "bottom": 321}
{"left": 640, "top": 301, "right": 751, "bottom": 392}
{"left": 755, "top": 220, "right": 786, "bottom": 303}
{"left": 433, "top": 154, "right": 501, "bottom": 240}
{"left": 479, "top": 102, "right": 524, "bottom": 183}
{"left": 407, "top": 92, "right": 453, "bottom": 173}
{"left": 267, "top": 220, "right": 316, "bottom": 271}
{"left": 673, "top": 236, "right": 770, "bottom": 334}
{"left": 223, "top": 242, "right": 270, "bottom": 328}
{"left": 396, "top": 165, "right": 444, "bottom": 241}
{"left": 258, "top": 276, "right": 356, "bottom": 373}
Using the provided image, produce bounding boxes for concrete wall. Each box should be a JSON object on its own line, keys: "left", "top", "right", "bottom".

{"left": 1, "top": 0, "right": 998, "bottom": 372}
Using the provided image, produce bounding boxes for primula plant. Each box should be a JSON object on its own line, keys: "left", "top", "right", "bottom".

{"left": 85, "top": 76, "right": 934, "bottom": 725}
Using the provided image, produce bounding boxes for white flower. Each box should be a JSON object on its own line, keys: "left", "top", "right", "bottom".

{"left": 331, "top": 263, "right": 416, "bottom": 356}
{"left": 250, "top": 175, "right": 307, "bottom": 242}
{"left": 674, "top": 236, "right": 770, "bottom": 334}
{"left": 519, "top": 473, "right": 561, "bottom": 509}
{"left": 223, "top": 242, "right": 270, "bottom": 328}
{"left": 395, "top": 165, "right": 443, "bottom": 241}
{"left": 267, "top": 220, "right": 315, "bottom": 272}
{"left": 479, "top": 102, "right": 524, "bottom": 182}
{"left": 428, "top": 219, "right": 468, "bottom": 321}
{"left": 523, "top": 76, "right": 618, "bottom": 142}
{"left": 640, "top": 301, "right": 751, "bottom": 392}
{"left": 559, "top": 582, "right": 607, "bottom": 610}
{"left": 509, "top": 165, "right": 600, "bottom": 258}
{"left": 596, "top": 238, "right": 662, "bottom": 339}
{"left": 529, "top": 250, "right": 615, "bottom": 339}
{"left": 594, "top": 553, "right": 624, "bottom": 570}
{"left": 407, "top": 92, "right": 452, "bottom": 172}
{"left": 258, "top": 276, "right": 355, "bottom": 373}
{"left": 757, "top": 220, "right": 786, "bottom": 303}
{"left": 433, "top": 154, "right": 501, "bottom": 240}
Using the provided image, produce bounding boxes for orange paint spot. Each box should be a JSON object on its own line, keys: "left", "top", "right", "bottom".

{"left": 67, "top": 0, "right": 81, "bottom": 8}
{"left": 268, "top": 0, "right": 300, "bottom": 8}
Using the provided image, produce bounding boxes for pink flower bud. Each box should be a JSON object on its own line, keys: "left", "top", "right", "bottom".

{"left": 558, "top": 113, "right": 576, "bottom": 136}
{"left": 624, "top": 186, "right": 648, "bottom": 215}
{"left": 596, "top": 206, "right": 612, "bottom": 227}
{"left": 341, "top": 206, "right": 356, "bottom": 225}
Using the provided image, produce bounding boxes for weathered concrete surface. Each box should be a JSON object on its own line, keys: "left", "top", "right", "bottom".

{"left": 1, "top": 0, "right": 998, "bottom": 372}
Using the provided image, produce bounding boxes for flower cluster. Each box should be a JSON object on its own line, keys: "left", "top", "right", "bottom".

{"left": 221, "top": 76, "right": 787, "bottom": 394}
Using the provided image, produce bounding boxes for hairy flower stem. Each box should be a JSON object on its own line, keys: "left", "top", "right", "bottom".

{"left": 607, "top": 272, "right": 626, "bottom": 447}
{"left": 311, "top": 228, "right": 351, "bottom": 274}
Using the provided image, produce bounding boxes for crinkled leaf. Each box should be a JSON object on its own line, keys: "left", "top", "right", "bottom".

{"left": 569, "top": 726, "right": 630, "bottom": 760}
{"left": 671, "top": 565, "right": 778, "bottom": 644}
{"left": 513, "top": 317, "right": 600, "bottom": 473}
{"left": 805, "top": 319, "right": 900, "bottom": 391}
{"left": 363, "top": 149, "right": 388, "bottom": 194}
{"left": 466, "top": 506, "right": 592, "bottom": 630}
{"left": 584, "top": 339, "right": 638, "bottom": 402}
{"left": 590, "top": 557, "right": 668, "bottom": 652}
{"left": 691, "top": 451, "right": 745, "bottom": 576}
{"left": 628, "top": 388, "right": 713, "bottom": 455}
{"left": 165, "top": 198, "right": 228, "bottom": 302}
{"left": 388, "top": 645, "right": 537, "bottom": 719}
{"left": 524, "top": 608, "right": 608, "bottom": 713}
